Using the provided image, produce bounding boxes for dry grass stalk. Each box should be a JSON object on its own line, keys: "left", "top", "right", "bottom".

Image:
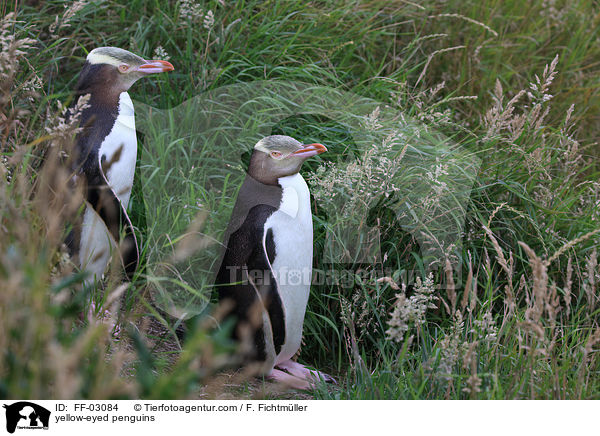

{"left": 340, "top": 295, "right": 368, "bottom": 379}
{"left": 386, "top": 273, "right": 437, "bottom": 343}
{"left": 519, "top": 242, "right": 548, "bottom": 325}
{"left": 416, "top": 45, "right": 466, "bottom": 86}
{"left": 486, "top": 202, "right": 507, "bottom": 227}
{"left": 444, "top": 258, "right": 457, "bottom": 315}
{"left": 427, "top": 13, "right": 498, "bottom": 37}
{"left": 577, "top": 328, "right": 600, "bottom": 398}
{"left": 376, "top": 276, "right": 400, "bottom": 290}
{"left": 461, "top": 341, "right": 481, "bottom": 397}
{"left": 433, "top": 311, "right": 463, "bottom": 381}
{"left": 545, "top": 228, "right": 600, "bottom": 266}
{"left": 516, "top": 241, "right": 563, "bottom": 372}
{"left": 171, "top": 210, "right": 213, "bottom": 262}
{"left": 49, "top": 1, "right": 87, "bottom": 34}
{"left": 564, "top": 256, "right": 572, "bottom": 315}
{"left": 1, "top": 13, "right": 36, "bottom": 145}
{"left": 483, "top": 225, "right": 513, "bottom": 278}
{"left": 0, "top": 141, "right": 141, "bottom": 398}
{"left": 584, "top": 249, "right": 597, "bottom": 315}
{"left": 460, "top": 253, "right": 473, "bottom": 313}
{"left": 482, "top": 79, "right": 526, "bottom": 142}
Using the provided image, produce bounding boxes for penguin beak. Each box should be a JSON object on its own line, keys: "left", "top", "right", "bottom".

{"left": 291, "top": 143, "right": 327, "bottom": 158}
{"left": 137, "top": 59, "right": 175, "bottom": 74}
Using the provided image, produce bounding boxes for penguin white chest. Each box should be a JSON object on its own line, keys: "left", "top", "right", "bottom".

{"left": 98, "top": 91, "right": 137, "bottom": 208}
{"left": 264, "top": 173, "right": 314, "bottom": 363}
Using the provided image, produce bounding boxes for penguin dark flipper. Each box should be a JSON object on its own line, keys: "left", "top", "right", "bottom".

{"left": 216, "top": 203, "right": 286, "bottom": 371}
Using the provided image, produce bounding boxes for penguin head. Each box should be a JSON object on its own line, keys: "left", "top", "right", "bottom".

{"left": 248, "top": 135, "right": 327, "bottom": 184}
{"left": 76, "top": 47, "right": 174, "bottom": 94}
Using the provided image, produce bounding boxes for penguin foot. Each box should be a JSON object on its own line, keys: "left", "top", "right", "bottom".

{"left": 87, "top": 301, "right": 121, "bottom": 340}
{"left": 275, "top": 360, "right": 337, "bottom": 386}
{"left": 267, "top": 368, "right": 312, "bottom": 390}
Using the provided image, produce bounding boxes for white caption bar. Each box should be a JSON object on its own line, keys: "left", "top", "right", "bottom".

{"left": 0, "top": 400, "right": 594, "bottom": 435}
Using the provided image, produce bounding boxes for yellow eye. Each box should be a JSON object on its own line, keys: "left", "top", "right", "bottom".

{"left": 118, "top": 64, "right": 130, "bottom": 73}
{"left": 270, "top": 151, "right": 282, "bottom": 158}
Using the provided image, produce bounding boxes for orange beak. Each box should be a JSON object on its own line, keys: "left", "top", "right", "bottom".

{"left": 291, "top": 143, "right": 327, "bottom": 158}
{"left": 137, "top": 59, "right": 175, "bottom": 74}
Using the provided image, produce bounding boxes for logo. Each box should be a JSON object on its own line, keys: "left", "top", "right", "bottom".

{"left": 2, "top": 402, "right": 50, "bottom": 434}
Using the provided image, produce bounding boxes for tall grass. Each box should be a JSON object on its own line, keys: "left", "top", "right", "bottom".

{"left": 1, "top": 0, "right": 599, "bottom": 399}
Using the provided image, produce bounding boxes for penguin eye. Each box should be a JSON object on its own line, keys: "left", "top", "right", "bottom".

{"left": 270, "top": 151, "right": 282, "bottom": 159}
{"left": 118, "top": 64, "right": 130, "bottom": 73}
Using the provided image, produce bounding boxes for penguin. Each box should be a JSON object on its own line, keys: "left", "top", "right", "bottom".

{"left": 68, "top": 47, "right": 174, "bottom": 285}
{"left": 215, "top": 135, "right": 334, "bottom": 389}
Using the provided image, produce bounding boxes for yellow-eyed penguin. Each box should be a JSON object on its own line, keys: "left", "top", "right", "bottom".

{"left": 69, "top": 47, "right": 174, "bottom": 285}
{"left": 216, "top": 135, "right": 334, "bottom": 390}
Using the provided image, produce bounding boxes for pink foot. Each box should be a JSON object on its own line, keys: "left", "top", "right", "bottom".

{"left": 275, "top": 360, "right": 336, "bottom": 385}
{"left": 87, "top": 301, "right": 121, "bottom": 340}
{"left": 267, "top": 368, "right": 312, "bottom": 390}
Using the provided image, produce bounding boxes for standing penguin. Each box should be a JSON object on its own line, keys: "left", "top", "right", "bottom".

{"left": 69, "top": 47, "right": 174, "bottom": 285}
{"left": 216, "top": 135, "right": 333, "bottom": 389}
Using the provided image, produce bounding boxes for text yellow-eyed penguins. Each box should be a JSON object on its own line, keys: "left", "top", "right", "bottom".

{"left": 216, "top": 135, "right": 335, "bottom": 389}
{"left": 68, "top": 47, "right": 174, "bottom": 285}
